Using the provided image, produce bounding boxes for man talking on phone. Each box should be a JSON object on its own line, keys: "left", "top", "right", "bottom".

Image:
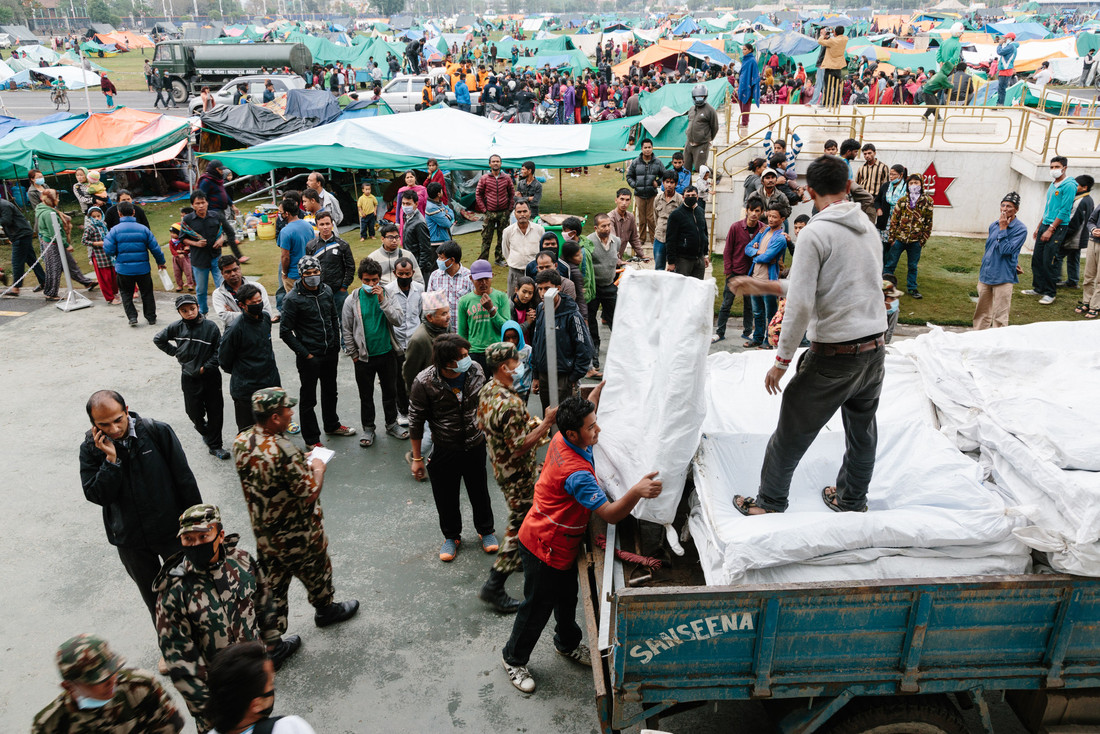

{"left": 78, "top": 389, "right": 202, "bottom": 626}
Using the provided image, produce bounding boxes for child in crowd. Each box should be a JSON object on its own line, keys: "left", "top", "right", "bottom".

{"left": 168, "top": 222, "right": 196, "bottom": 293}
{"left": 358, "top": 182, "right": 377, "bottom": 241}
{"left": 82, "top": 205, "right": 118, "bottom": 305}
{"left": 883, "top": 274, "right": 903, "bottom": 343}
{"left": 790, "top": 213, "right": 810, "bottom": 255}
{"left": 501, "top": 320, "right": 533, "bottom": 403}
{"left": 85, "top": 170, "right": 106, "bottom": 199}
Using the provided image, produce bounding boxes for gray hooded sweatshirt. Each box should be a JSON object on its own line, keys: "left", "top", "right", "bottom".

{"left": 777, "top": 201, "right": 886, "bottom": 361}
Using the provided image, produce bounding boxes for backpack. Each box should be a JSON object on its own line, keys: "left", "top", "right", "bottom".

{"left": 253, "top": 716, "right": 284, "bottom": 734}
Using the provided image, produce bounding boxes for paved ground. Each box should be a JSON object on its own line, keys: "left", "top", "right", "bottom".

{"left": 0, "top": 89, "right": 191, "bottom": 120}
{"left": 0, "top": 289, "right": 1031, "bottom": 733}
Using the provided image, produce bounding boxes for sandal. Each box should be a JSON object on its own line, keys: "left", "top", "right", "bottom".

{"left": 743, "top": 340, "right": 761, "bottom": 348}
{"left": 1087, "top": 309, "right": 1099, "bottom": 320}
{"left": 821, "top": 486, "right": 868, "bottom": 513}
{"left": 733, "top": 495, "right": 778, "bottom": 516}
{"left": 1074, "top": 302, "right": 1088, "bottom": 314}
{"left": 359, "top": 429, "right": 376, "bottom": 448}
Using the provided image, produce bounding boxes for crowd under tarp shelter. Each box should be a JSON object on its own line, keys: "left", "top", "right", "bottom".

{"left": 206, "top": 106, "right": 637, "bottom": 175}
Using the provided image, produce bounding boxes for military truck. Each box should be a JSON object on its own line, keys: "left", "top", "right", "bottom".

{"left": 151, "top": 41, "right": 312, "bottom": 104}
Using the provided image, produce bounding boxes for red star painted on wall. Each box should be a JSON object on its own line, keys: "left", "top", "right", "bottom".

{"left": 921, "top": 163, "right": 955, "bottom": 207}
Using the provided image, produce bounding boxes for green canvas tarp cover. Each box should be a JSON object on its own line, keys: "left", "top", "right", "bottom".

{"left": 206, "top": 106, "right": 636, "bottom": 175}
{"left": 0, "top": 124, "right": 190, "bottom": 178}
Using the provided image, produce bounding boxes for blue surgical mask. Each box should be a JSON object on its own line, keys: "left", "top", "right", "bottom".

{"left": 887, "top": 299, "right": 899, "bottom": 315}
{"left": 510, "top": 361, "right": 528, "bottom": 382}
{"left": 436, "top": 259, "right": 449, "bottom": 272}
{"left": 454, "top": 356, "right": 472, "bottom": 373}
{"left": 76, "top": 695, "right": 112, "bottom": 710}
{"left": 34, "top": 177, "right": 45, "bottom": 186}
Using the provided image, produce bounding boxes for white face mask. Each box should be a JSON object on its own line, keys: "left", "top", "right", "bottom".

{"left": 908, "top": 184, "right": 922, "bottom": 195}
{"left": 1051, "top": 167, "right": 1064, "bottom": 180}
{"left": 402, "top": 204, "right": 415, "bottom": 215}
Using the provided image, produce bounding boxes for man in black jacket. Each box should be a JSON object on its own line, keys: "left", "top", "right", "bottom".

{"left": 530, "top": 269, "right": 593, "bottom": 417}
{"left": 664, "top": 185, "right": 709, "bottom": 279}
{"left": 153, "top": 293, "right": 230, "bottom": 459}
{"left": 280, "top": 255, "right": 355, "bottom": 448}
{"left": 305, "top": 211, "right": 355, "bottom": 314}
{"left": 401, "top": 190, "right": 433, "bottom": 276}
{"left": 219, "top": 283, "right": 282, "bottom": 431}
{"left": 105, "top": 190, "right": 151, "bottom": 231}
{"left": 1, "top": 196, "right": 41, "bottom": 296}
{"left": 78, "top": 389, "right": 202, "bottom": 623}
{"left": 625, "top": 139, "right": 666, "bottom": 248}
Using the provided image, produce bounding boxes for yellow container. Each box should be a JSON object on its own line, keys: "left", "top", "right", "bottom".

{"left": 257, "top": 223, "right": 276, "bottom": 240}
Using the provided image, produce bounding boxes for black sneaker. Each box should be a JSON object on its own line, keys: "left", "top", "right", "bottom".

{"left": 315, "top": 600, "right": 360, "bottom": 628}
{"left": 129, "top": 319, "right": 138, "bottom": 327}
{"left": 268, "top": 634, "right": 301, "bottom": 670}
{"left": 908, "top": 290, "right": 923, "bottom": 300}
{"left": 209, "top": 447, "right": 231, "bottom": 460}
{"left": 147, "top": 317, "right": 156, "bottom": 325}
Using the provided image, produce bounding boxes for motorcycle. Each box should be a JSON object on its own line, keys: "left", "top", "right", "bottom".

{"left": 535, "top": 99, "right": 558, "bottom": 124}
{"left": 485, "top": 102, "right": 517, "bottom": 123}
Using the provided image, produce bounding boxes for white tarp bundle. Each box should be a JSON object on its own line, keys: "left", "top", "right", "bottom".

{"left": 594, "top": 270, "right": 714, "bottom": 547}
{"left": 689, "top": 349, "right": 1029, "bottom": 586}
{"left": 893, "top": 322, "right": 1100, "bottom": 575}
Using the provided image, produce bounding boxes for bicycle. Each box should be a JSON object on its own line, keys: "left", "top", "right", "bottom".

{"left": 51, "top": 85, "right": 70, "bottom": 111}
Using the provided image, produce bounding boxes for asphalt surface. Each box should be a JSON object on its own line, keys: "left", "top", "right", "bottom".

{"left": 0, "top": 89, "right": 191, "bottom": 119}
{"left": 0, "top": 290, "right": 1039, "bottom": 733}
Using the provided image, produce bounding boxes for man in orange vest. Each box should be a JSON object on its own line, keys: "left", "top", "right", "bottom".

{"left": 500, "top": 390, "right": 663, "bottom": 694}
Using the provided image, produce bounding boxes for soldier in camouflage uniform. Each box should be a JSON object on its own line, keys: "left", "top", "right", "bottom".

{"left": 32, "top": 633, "right": 184, "bottom": 734}
{"left": 152, "top": 503, "right": 301, "bottom": 731}
{"left": 475, "top": 342, "right": 557, "bottom": 613}
{"left": 232, "top": 387, "right": 360, "bottom": 633}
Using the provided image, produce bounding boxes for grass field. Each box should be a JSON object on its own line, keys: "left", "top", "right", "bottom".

{"left": 4, "top": 165, "right": 1089, "bottom": 332}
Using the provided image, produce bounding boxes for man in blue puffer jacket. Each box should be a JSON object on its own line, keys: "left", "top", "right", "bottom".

{"left": 105, "top": 201, "right": 167, "bottom": 327}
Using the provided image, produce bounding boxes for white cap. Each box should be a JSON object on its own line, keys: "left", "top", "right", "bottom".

{"left": 951, "top": 22, "right": 964, "bottom": 33}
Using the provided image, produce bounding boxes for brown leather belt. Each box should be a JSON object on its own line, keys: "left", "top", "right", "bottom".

{"left": 810, "top": 335, "right": 885, "bottom": 357}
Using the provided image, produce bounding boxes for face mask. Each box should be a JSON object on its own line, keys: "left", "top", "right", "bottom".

{"left": 436, "top": 259, "right": 450, "bottom": 272}
{"left": 245, "top": 302, "right": 264, "bottom": 317}
{"left": 184, "top": 539, "right": 218, "bottom": 567}
{"left": 34, "top": 177, "right": 45, "bottom": 186}
{"left": 887, "top": 299, "right": 899, "bottom": 315}
{"left": 453, "top": 356, "right": 472, "bottom": 373}
{"left": 509, "top": 361, "right": 528, "bottom": 382}
{"left": 396, "top": 276, "right": 413, "bottom": 289}
{"left": 684, "top": 196, "right": 698, "bottom": 207}
{"left": 302, "top": 274, "right": 322, "bottom": 288}
{"left": 1051, "top": 168, "right": 1064, "bottom": 180}
{"left": 908, "top": 184, "right": 922, "bottom": 195}
{"left": 402, "top": 205, "right": 416, "bottom": 216}
{"left": 76, "top": 695, "right": 112, "bottom": 710}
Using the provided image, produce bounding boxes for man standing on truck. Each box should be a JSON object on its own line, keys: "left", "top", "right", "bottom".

{"left": 501, "top": 392, "right": 663, "bottom": 694}
{"left": 406, "top": 37, "right": 425, "bottom": 74}
{"left": 731, "top": 155, "right": 886, "bottom": 517}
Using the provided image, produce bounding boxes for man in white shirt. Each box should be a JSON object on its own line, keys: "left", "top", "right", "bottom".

{"left": 500, "top": 201, "right": 545, "bottom": 297}
{"left": 731, "top": 155, "right": 886, "bottom": 517}
{"left": 211, "top": 254, "right": 276, "bottom": 328}
{"left": 385, "top": 257, "right": 423, "bottom": 426}
{"left": 307, "top": 171, "right": 343, "bottom": 227}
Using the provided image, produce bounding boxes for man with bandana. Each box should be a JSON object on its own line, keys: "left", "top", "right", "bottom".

{"left": 32, "top": 633, "right": 183, "bottom": 733}
{"left": 153, "top": 293, "right": 230, "bottom": 460}
{"left": 233, "top": 388, "right": 360, "bottom": 638}
{"left": 153, "top": 504, "right": 300, "bottom": 731}
{"left": 475, "top": 342, "right": 557, "bottom": 613}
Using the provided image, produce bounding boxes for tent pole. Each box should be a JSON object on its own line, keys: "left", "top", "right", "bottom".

{"left": 558, "top": 168, "right": 562, "bottom": 211}
{"left": 76, "top": 41, "right": 93, "bottom": 116}
{"left": 271, "top": 170, "right": 277, "bottom": 206}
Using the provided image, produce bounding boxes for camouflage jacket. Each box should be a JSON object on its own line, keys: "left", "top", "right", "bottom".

{"left": 232, "top": 426, "right": 325, "bottom": 557}
{"left": 476, "top": 378, "right": 545, "bottom": 484}
{"left": 31, "top": 668, "right": 184, "bottom": 734}
{"left": 152, "top": 534, "right": 280, "bottom": 722}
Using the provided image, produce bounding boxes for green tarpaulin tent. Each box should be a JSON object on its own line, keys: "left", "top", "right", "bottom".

{"left": 0, "top": 125, "right": 191, "bottom": 178}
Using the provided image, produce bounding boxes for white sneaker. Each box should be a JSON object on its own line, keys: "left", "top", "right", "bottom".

{"left": 1039, "top": 295, "right": 1055, "bottom": 305}
{"left": 1021, "top": 289, "right": 1038, "bottom": 295}
{"left": 556, "top": 643, "right": 593, "bottom": 667}
{"left": 503, "top": 658, "right": 536, "bottom": 693}
{"left": 397, "top": 413, "right": 409, "bottom": 427}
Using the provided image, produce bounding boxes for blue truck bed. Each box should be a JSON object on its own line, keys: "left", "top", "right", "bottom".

{"left": 579, "top": 523, "right": 1100, "bottom": 734}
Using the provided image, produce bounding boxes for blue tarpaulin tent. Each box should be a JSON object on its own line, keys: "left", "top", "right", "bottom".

{"left": 283, "top": 89, "right": 342, "bottom": 126}
{"left": 682, "top": 41, "right": 731, "bottom": 66}
{"left": 672, "top": 17, "right": 701, "bottom": 35}
{"left": 983, "top": 21, "right": 1050, "bottom": 41}
{"left": 755, "top": 30, "right": 819, "bottom": 56}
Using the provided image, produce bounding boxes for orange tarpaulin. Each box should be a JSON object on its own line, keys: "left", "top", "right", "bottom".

{"left": 611, "top": 38, "right": 727, "bottom": 78}
{"left": 62, "top": 108, "right": 189, "bottom": 150}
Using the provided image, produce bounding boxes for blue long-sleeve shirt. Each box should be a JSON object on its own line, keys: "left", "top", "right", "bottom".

{"left": 979, "top": 217, "right": 1028, "bottom": 285}
{"left": 996, "top": 41, "right": 1018, "bottom": 73}
{"left": 1042, "top": 177, "right": 1077, "bottom": 226}
{"left": 425, "top": 200, "right": 455, "bottom": 243}
{"left": 745, "top": 226, "right": 787, "bottom": 281}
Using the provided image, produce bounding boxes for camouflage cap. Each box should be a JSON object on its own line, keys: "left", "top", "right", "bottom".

{"left": 484, "top": 341, "right": 518, "bottom": 371}
{"left": 177, "top": 503, "right": 222, "bottom": 537}
{"left": 251, "top": 386, "right": 298, "bottom": 414}
{"left": 57, "top": 634, "right": 122, "bottom": 685}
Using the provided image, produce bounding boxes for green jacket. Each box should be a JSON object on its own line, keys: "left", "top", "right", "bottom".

{"left": 579, "top": 241, "right": 596, "bottom": 303}
{"left": 35, "top": 202, "right": 65, "bottom": 246}
{"left": 457, "top": 289, "right": 510, "bottom": 354}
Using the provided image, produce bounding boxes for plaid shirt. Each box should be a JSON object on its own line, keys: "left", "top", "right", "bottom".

{"left": 856, "top": 160, "right": 889, "bottom": 199}
{"left": 82, "top": 218, "right": 112, "bottom": 269}
{"left": 427, "top": 265, "right": 472, "bottom": 332}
